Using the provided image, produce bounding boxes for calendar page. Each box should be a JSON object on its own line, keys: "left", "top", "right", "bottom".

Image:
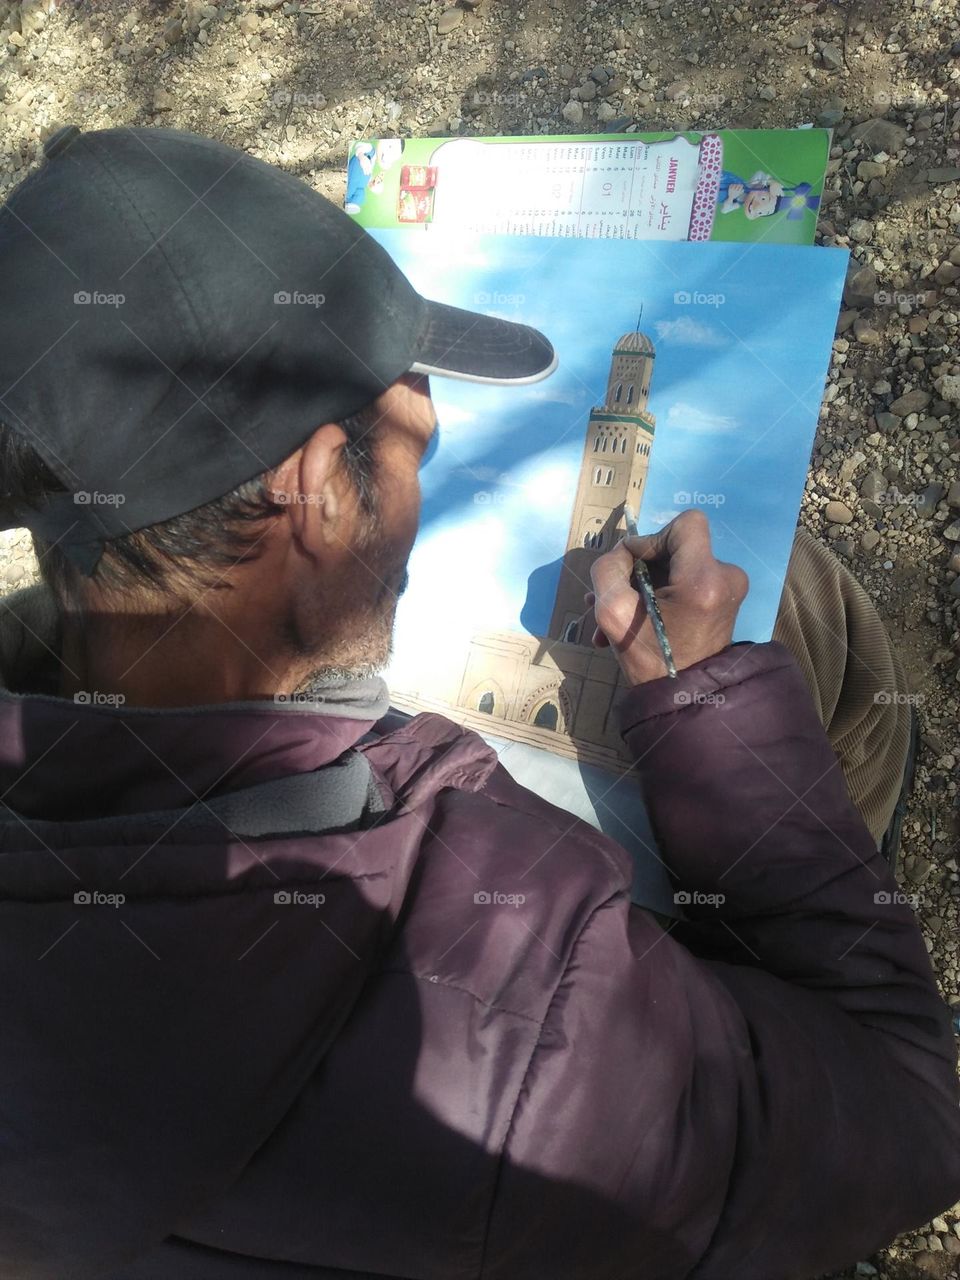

{"left": 345, "top": 129, "right": 829, "bottom": 245}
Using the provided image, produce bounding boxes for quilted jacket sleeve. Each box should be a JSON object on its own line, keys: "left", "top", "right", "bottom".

{"left": 483, "top": 641, "right": 960, "bottom": 1280}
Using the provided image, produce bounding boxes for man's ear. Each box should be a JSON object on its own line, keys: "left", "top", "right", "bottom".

{"left": 266, "top": 422, "right": 348, "bottom": 546}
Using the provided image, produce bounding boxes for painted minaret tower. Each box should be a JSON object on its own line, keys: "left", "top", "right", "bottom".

{"left": 548, "top": 317, "right": 657, "bottom": 644}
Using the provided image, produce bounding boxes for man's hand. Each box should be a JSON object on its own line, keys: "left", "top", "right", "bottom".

{"left": 584, "top": 510, "right": 749, "bottom": 686}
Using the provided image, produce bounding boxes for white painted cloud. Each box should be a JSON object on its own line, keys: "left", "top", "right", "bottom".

{"left": 665, "top": 402, "right": 739, "bottom": 433}
{"left": 653, "top": 315, "right": 729, "bottom": 347}
{"left": 524, "top": 386, "right": 585, "bottom": 408}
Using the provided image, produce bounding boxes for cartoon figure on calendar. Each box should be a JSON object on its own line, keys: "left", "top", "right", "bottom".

{"left": 716, "top": 169, "right": 820, "bottom": 221}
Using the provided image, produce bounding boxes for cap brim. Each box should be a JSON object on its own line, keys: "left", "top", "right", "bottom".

{"left": 410, "top": 299, "right": 558, "bottom": 385}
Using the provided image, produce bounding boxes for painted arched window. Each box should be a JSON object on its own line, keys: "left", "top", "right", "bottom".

{"left": 614, "top": 382, "right": 622, "bottom": 402}
{"left": 477, "top": 691, "right": 495, "bottom": 714}
{"left": 621, "top": 437, "right": 627, "bottom": 453}
{"left": 626, "top": 385, "right": 635, "bottom": 405}
{"left": 593, "top": 436, "right": 600, "bottom": 451}
{"left": 605, "top": 468, "right": 613, "bottom": 485}
{"left": 601, "top": 436, "right": 608, "bottom": 452}
{"left": 533, "top": 701, "right": 559, "bottom": 731}
{"left": 593, "top": 466, "right": 601, "bottom": 485}
{"left": 563, "top": 619, "right": 579, "bottom": 643}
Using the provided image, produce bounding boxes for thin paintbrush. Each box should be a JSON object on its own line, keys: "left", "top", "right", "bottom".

{"left": 622, "top": 505, "right": 678, "bottom": 679}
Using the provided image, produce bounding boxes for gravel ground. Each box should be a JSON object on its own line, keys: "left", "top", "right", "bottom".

{"left": 1, "top": 0, "right": 959, "bottom": 1274}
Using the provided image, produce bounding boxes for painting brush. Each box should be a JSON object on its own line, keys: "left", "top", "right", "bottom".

{"left": 622, "top": 505, "right": 678, "bottom": 679}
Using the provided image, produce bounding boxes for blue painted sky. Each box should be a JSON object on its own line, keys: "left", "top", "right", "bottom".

{"left": 370, "top": 228, "right": 848, "bottom": 683}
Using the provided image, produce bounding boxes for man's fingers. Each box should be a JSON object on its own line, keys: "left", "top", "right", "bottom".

{"left": 623, "top": 509, "right": 716, "bottom": 584}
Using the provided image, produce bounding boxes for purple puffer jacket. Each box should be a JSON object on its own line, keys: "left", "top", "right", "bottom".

{"left": 0, "top": 638, "right": 957, "bottom": 1280}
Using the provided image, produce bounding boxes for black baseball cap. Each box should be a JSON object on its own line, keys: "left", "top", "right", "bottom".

{"left": 0, "top": 125, "right": 557, "bottom": 576}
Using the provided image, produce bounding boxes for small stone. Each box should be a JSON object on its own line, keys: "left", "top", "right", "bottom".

{"left": 342, "top": 0, "right": 360, "bottom": 16}
{"left": 561, "top": 99, "right": 584, "bottom": 126}
{"left": 861, "top": 529, "right": 881, "bottom": 552}
{"left": 758, "top": 85, "right": 775, "bottom": 101}
{"left": 875, "top": 411, "right": 900, "bottom": 432}
{"left": 579, "top": 79, "right": 598, "bottom": 101}
{"left": 817, "top": 107, "right": 844, "bottom": 128}
{"left": 847, "top": 219, "right": 874, "bottom": 244}
{"left": 835, "top": 539, "right": 854, "bottom": 558}
{"left": 224, "top": 48, "right": 238, "bottom": 64}
{"left": 589, "top": 65, "right": 610, "bottom": 84}
{"left": 825, "top": 500, "right": 854, "bottom": 524}
{"left": 162, "top": 17, "right": 182, "bottom": 42}
{"left": 851, "top": 118, "right": 908, "bottom": 154}
{"left": 857, "top": 160, "right": 886, "bottom": 181}
{"left": 152, "top": 87, "right": 175, "bottom": 111}
{"left": 786, "top": 31, "right": 807, "bottom": 49}
{"left": 238, "top": 12, "right": 258, "bottom": 34}
{"left": 939, "top": 374, "right": 960, "bottom": 405}
{"left": 820, "top": 43, "right": 843, "bottom": 70}
{"left": 853, "top": 317, "right": 880, "bottom": 344}
{"left": 925, "top": 167, "right": 960, "bottom": 183}
{"left": 935, "top": 261, "right": 960, "bottom": 286}
{"left": 844, "top": 261, "right": 877, "bottom": 306}
{"left": 917, "top": 484, "right": 944, "bottom": 518}
{"left": 839, "top": 450, "right": 866, "bottom": 484}
{"left": 943, "top": 520, "right": 960, "bottom": 542}
{"left": 597, "top": 100, "right": 617, "bottom": 121}
{"left": 860, "top": 470, "right": 885, "bottom": 500}
{"left": 437, "top": 7, "right": 463, "bottom": 33}
{"left": 889, "top": 389, "right": 931, "bottom": 416}
{"left": 947, "top": 480, "right": 960, "bottom": 509}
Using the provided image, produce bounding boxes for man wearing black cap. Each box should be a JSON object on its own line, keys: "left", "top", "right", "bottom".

{"left": 0, "top": 126, "right": 956, "bottom": 1280}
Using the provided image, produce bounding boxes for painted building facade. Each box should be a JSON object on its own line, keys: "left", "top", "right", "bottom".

{"left": 391, "top": 324, "right": 659, "bottom": 771}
